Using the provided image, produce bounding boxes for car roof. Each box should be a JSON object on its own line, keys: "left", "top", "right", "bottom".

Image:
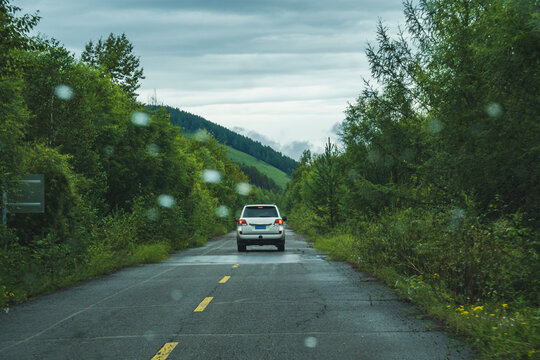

{"left": 243, "top": 204, "right": 277, "bottom": 207}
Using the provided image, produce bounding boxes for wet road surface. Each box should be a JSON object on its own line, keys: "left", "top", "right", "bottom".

{"left": 0, "top": 226, "right": 474, "bottom": 359}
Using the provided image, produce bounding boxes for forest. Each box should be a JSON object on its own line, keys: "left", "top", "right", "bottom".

{"left": 151, "top": 105, "right": 298, "bottom": 175}
{"left": 0, "top": 1, "right": 277, "bottom": 310}
{"left": 281, "top": 1, "right": 539, "bottom": 358}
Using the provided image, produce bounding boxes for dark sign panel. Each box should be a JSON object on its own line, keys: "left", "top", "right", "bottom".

{"left": 7, "top": 174, "right": 45, "bottom": 213}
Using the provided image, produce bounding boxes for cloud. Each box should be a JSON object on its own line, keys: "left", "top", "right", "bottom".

{"left": 21, "top": 0, "right": 406, "bottom": 153}
{"left": 331, "top": 122, "right": 342, "bottom": 135}
{"left": 281, "top": 141, "right": 312, "bottom": 160}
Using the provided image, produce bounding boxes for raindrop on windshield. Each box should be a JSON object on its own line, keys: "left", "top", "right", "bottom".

{"left": 428, "top": 119, "right": 443, "bottom": 134}
{"left": 23, "top": 273, "right": 36, "bottom": 285}
{"left": 146, "top": 208, "right": 159, "bottom": 221}
{"left": 146, "top": 144, "right": 160, "bottom": 157}
{"left": 170, "top": 290, "right": 183, "bottom": 301}
{"left": 143, "top": 330, "right": 157, "bottom": 341}
{"left": 54, "top": 84, "right": 73, "bottom": 100}
{"left": 236, "top": 182, "right": 252, "bottom": 196}
{"left": 449, "top": 207, "right": 465, "bottom": 230}
{"left": 131, "top": 111, "right": 151, "bottom": 127}
{"left": 367, "top": 149, "right": 381, "bottom": 163}
{"left": 194, "top": 129, "right": 211, "bottom": 142}
{"left": 103, "top": 145, "right": 114, "bottom": 158}
{"left": 485, "top": 102, "right": 502, "bottom": 118}
{"left": 202, "top": 169, "right": 222, "bottom": 184}
{"left": 215, "top": 205, "right": 230, "bottom": 218}
{"left": 157, "top": 194, "right": 175, "bottom": 208}
{"left": 304, "top": 336, "right": 318, "bottom": 348}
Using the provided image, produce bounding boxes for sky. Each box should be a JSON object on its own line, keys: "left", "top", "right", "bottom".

{"left": 18, "top": 0, "right": 406, "bottom": 160}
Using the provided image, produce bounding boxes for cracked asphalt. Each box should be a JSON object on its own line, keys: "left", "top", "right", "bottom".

{"left": 0, "top": 226, "right": 474, "bottom": 359}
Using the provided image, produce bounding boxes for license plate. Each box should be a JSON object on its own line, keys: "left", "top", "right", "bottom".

{"left": 255, "top": 225, "right": 266, "bottom": 230}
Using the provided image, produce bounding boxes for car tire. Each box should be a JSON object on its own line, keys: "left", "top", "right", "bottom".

{"left": 277, "top": 243, "right": 285, "bottom": 252}
{"left": 237, "top": 243, "right": 246, "bottom": 252}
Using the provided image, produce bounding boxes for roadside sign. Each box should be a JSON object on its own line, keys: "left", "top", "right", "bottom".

{"left": 7, "top": 174, "right": 45, "bottom": 213}
{"left": 2, "top": 174, "right": 45, "bottom": 226}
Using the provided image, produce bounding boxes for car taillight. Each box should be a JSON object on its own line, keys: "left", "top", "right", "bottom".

{"left": 274, "top": 218, "right": 283, "bottom": 225}
{"left": 238, "top": 219, "right": 247, "bottom": 226}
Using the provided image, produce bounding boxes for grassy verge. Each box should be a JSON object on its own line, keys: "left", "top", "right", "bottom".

{"left": 308, "top": 232, "right": 539, "bottom": 359}
{"left": 1, "top": 224, "right": 230, "bottom": 310}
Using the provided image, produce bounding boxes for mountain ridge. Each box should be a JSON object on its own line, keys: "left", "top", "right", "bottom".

{"left": 146, "top": 105, "right": 298, "bottom": 176}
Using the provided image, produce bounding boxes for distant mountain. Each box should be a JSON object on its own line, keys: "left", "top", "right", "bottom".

{"left": 147, "top": 105, "right": 298, "bottom": 175}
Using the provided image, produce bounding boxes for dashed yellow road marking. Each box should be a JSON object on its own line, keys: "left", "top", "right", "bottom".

{"left": 194, "top": 297, "right": 213, "bottom": 312}
{"left": 232, "top": 264, "right": 239, "bottom": 268}
{"left": 219, "top": 276, "right": 231, "bottom": 283}
{"left": 151, "top": 342, "right": 178, "bottom": 360}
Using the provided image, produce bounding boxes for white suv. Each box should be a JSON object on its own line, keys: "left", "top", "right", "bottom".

{"left": 236, "top": 204, "right": 287, "bottom": 252}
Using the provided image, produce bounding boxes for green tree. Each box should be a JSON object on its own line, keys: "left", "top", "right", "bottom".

{"left": 0, "top": 0, "right": 39, "bottom": 192}
{"left": 81, "top": 33, "right": 144, "bottom": 98}
{"left": 307, "top": 139, "right": 342, "bottom": 228}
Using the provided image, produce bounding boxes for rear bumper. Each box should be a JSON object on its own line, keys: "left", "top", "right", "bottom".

{"left": 237, "top": 233, "right": 285, "bottom": 245}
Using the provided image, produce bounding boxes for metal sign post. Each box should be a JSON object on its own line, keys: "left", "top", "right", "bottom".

{"left": 2, "top": 191, "right": 6, "bottom": 226}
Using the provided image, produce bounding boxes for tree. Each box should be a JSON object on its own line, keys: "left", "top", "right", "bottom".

{"left": 307, "top": 139, "right": 342, "bottom": 228}
{"left": 0, "top": 0, "right": 39, "bottom": 189}
{"left": 81, "top": 33, "right": 144, "bottom": 98}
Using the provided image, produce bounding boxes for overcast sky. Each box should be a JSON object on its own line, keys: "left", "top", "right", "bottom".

{"left": 18, "top": 0, "right": 406, "bottom": 160}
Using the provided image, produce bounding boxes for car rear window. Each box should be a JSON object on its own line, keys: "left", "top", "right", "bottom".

{"left": 243, "top": 206, "right": 278, "bottom": 218}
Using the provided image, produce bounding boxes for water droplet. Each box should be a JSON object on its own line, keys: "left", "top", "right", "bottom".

{"left": 146, "top": 208, "right": 159, "bottom": 221}
{"left": 236, "top": 182, "right": 252, "bottom": 196}
{"left": 194, "top": 129, "right": 211, "bottom": 142}
{"left": 449, "top": 207, "right": 465, "bottom": 230}
{"left": 146, "top": 144, "right": 160, "bottom": 157}
{"left": 304, "top": 336, "right": 318, "bottom": 348}
{"left": 23, "top": 273, "right": 36, "bottom": 285}
{"left": 469, "top": 123, "right": 483, "bottom": 137}
{"left": 347, "top": 169, "right": 359, "bottom": 180}
{"left": 157, "top": 194, "right": 175, "bottom": 208}
{"left": 143, "top": 330, "right": 157, "bottom": 341}
{"left": 367, "top": 149, "right": 380, "bottom": 163}
{"left": 170, "top": 290, "right": 183, "bottom": 301}
{"left": 202, "top": 169, "right": 222, "bottom": 184}
{"left": 215, "top": 205, "right": 230, "bottom": 218}
{"left": 131, "top": 111, "right": 151, "bottom": 127}
{"left": 485, "top": 102, "right": 502, "bottom": 118}
{"left": 428, "top": 119, "right": 443, "bottom": 134}
{"left": 54, "top": 84, "right": 73, "bottom": 100}
{"left": 103, "top": 145, "right": 114, "bottom": 158}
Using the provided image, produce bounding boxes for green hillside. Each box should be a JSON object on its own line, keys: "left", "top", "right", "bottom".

{"left": 146, "top": 105, "right": 298, "bottom": 175}
{"left": 226, "top": 146, "right": 290, "bottom": 189}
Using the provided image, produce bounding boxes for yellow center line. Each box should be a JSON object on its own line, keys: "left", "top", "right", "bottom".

{"left": 232, "top": 264, "right": 239, "bottom": 268}
{"left": 219, "top": 276, "right": 231, "bottom": 283}
{"left": 194, "top": 297, "right": 213, "bottom": 312}
{"left": 151, "top": 342, "right": 178, "bottom": 360}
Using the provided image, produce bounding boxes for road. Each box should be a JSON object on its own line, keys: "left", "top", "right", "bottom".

{"left": 0, "top": 226, "right": 473, "bottom": 359}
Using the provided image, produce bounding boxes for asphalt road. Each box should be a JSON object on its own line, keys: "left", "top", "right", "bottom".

{"left": 0, "top": 226, "right": 474, "bottom": 359}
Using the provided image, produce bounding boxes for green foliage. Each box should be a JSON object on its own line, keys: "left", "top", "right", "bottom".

{"left": 81, "top": 33, "right": 145, "bottom": 98}
{"left": 131, "top": 243, "right": 169, "bottom": 264}
{"left": 9, "top": 144, "right": 79, "bottom": 244}
{"left": 306, "top": 139, "right": 343, "bottom": 228}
